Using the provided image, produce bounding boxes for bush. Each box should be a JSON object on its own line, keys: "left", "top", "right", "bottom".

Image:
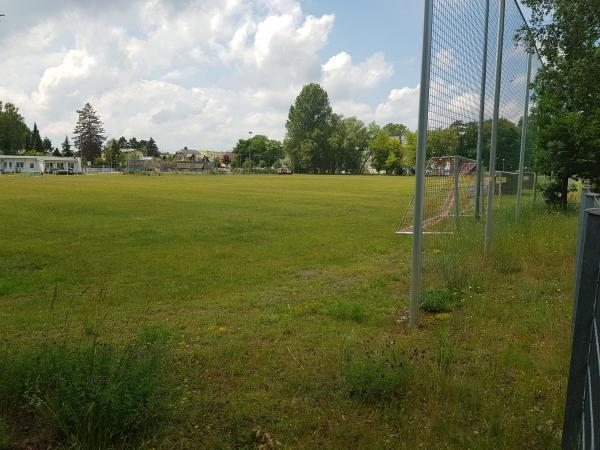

{"left": 541, "top": 177, "right": 577, "bottom": 207}
{"left": 342, "top": 341, "right": 411, "bottom": 401}
{"left": 421, "top": 288, "right": 463, "bottom": 313}
{"left": 0, "top": 326, "right": 174, "bottom": 450}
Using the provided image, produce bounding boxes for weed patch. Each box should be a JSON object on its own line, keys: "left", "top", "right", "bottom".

{"left": 0, "top": 326, "right": 175, "bottom": 450}
{"left": 421, "top": 288, "right": 464, "bottom": 313}
{"left": 342, "top": 340, "right": 411, "bottom": 401}
{"left": 327, "top": 299, "right": 367, "bottom": 323}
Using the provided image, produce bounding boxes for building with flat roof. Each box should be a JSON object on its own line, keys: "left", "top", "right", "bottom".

{"left": 0, "top": 155, "right": 82, "bottom": 174}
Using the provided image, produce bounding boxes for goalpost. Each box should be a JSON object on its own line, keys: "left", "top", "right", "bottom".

{"left": 397, "top": 155, "right": 480, "bottom": 235}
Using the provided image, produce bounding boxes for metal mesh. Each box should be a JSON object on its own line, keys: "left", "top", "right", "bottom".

{"left": 398, "top": 156, "right": 480, "bottom": 235}
{"left": 409, "top": 0, "right": 542, "bottom": 300}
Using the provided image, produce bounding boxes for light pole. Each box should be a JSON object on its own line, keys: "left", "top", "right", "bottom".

{"left": 248, "top": 131, "right": 253, "bottom": 173}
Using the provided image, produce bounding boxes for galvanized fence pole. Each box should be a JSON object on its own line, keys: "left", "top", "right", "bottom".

{"left": 475, "top": 0, "right": 490, "bottom": 219}
{"left": 454, "top": 155, "right": 461, "bottom": 229}
{"left": 562, "top": 207, "right": 600, "bottom": 449}
{"left": 409, "top": 0, "right": 433, "bottom": 327}
{"left": 573, "top": 191, "right": 600, "bottom": 330}
{"left": 516, "top": 51, "right": 533, "bottom": 222}
{"left": 484, "top": 0, "right": 506, "bottom": 254}
{"left": 532, "top": 172, "right": 538, "bottom": 205}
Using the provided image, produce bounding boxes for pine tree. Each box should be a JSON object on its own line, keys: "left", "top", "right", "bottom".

{"left": 42, "top": 137, "right": 52, "bottom": 153}
{"left": 146, "top": 137, "right": 160, "bottom": 157}
{"left": 73, "top": 103, "right": 106, "bottom": 163}
{"left": 61, "top": 136, "right": 73, "bottom": 157}
{"left": 52, "top": 148, "right": 61, "bottom": 157}
{"left": 31, "top": 123, "right": 43, "bottom": 152}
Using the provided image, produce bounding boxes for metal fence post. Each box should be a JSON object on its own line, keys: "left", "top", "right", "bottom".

{"left": 409, "top": 0, "right": 433, "bottom": 327}
{"left": 454, "top": 155, "right": 461, "bottom": 229}
{"left": 573, "top": 191, "right": 600, "bottom": 329}
{"left": 484, "top": 0, "right": 506, "bottom": 254}
{"left": 475, "top": 0, "right": 490, "bottom": 219}
{"left": 562, "top": 207, "right": 600, "bottom": 449}
{"left": 516, "top": 52, "right": 533, "bottom": 222}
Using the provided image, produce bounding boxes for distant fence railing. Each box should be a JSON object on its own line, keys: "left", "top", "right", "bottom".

{"left": 563, "top": 191, "right": 600, "bottom": 449}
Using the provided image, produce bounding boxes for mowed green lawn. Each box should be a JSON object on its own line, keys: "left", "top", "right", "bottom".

{"left": 0, "top": 174, "right": 575, "bottom": 449}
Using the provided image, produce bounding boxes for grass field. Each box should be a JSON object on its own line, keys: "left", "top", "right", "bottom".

{"left": 0, "top": 174, "right": 576, "bottom": 449}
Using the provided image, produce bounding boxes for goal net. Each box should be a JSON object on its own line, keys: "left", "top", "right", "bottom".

{"left": 397, "top": 156, "right": 481, "bottom": 234}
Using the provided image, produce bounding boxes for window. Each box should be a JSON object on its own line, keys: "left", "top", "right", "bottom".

{"left": 30, "top": 163, "right": 34, "bottom": 169}
{"left": 58, "top": 163, "right": 64, "bottom": 169}
{"left": 16, "top": 162, "right": 24, "bottom": 169}
{"left": 2, "top": 162, "right": 6, "bottom": 168}
{"left": 68, "top": 163, "right": 74, "bottom": 169}
{"left": 9, "top": 162, "right": 13, "bottom": 168}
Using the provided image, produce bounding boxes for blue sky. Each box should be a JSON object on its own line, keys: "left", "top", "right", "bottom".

{"left": 0, "top": 0, "right": 530, "bottom": 152}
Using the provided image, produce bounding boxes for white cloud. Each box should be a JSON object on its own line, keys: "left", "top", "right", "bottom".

{"left": 0, "top": 0, "right": 413, "bottom": 151}
{"left": 374, "top": 85, "right": 420, "bottom": 128}
{"left": 322, "top": 51, "right": 393, "bottom": 97}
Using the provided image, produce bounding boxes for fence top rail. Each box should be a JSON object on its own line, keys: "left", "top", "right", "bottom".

{"left": 585, "top": 207, "right": 600, "bottom": 217}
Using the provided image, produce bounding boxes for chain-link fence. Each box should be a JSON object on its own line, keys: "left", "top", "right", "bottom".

{"left": 408, "top": 0, "right": 541, "bottom": 325}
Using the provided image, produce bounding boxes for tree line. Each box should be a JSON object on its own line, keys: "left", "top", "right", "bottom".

{"left": 283, "top": 83, "right": 416, "bottom": 174}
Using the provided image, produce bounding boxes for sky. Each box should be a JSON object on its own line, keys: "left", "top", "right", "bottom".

{"left": 0, "top": 1, "right": 529, "bottom": 153}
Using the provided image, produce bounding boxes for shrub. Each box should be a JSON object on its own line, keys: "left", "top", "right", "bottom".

{"left": 0, "top": 326, "right": 174, "bottom": 450}
{"left": 421, "top": 288, "right": 463, "bottom": 313}
{"left": 342, "top": 341, "right": 411, "bottom": 401}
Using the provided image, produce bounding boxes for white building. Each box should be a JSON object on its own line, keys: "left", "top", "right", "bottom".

{"left": 0, "top": 155, "right": 82, "bottom": 174}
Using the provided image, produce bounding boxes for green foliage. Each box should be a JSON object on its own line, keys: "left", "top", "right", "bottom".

{"left": 61, "top": 135, "right": 73, "bottom": 157}
{"left": 233, "top": 134, "right": 283, "bottom": 168}
{"left": 369, "top": 130, "right": 405, "bottom": 174}
{"left": 103, "top": 138, "right": 124, "bottom": 167}
{"left": 0, "top": 102, "right": 31, "bottom": 154}
{"left": 73, "top": 102, "right": 106, "bottom": 163}
{"left": 520, "top": 0, "right": 600, "bottom": 208}
{"left": 328, "top": 116, "right": 369, "bottom": 173}
{"left": 342, "top": 341, "right": 411, "bottom": 401}
{"left": 421, "top": 288, "right": 464, "bottom": 313}
{"left": 0, "top": 327, "right": 174, "bottom": 450}
{"left": 541, "top": 176, "right": 578, "bottom": 207}
{"left": 382, "top": 123, "right": 407, "bottom": 137}
{"left": 284, "top": 83, "right": 334, "bottom": 173}
{"left": 31, "top": 123, "right": 43, "bottom": 153}
{"left": 327, "top": 300, "right": 367, "bottom": 323}
{"left": 42, "top": 137, "right": 53, "bottom": 153}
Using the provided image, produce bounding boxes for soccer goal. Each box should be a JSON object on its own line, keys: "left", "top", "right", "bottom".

{"left": 396, "top": 156, "right": 480, "bottom": 235}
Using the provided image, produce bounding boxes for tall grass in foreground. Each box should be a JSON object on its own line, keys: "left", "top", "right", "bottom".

{"left": 0, "top": 326, "right": 175, "bottom": 450}
{"left": 421, "top": 203, "right": 575, "bottom": 313}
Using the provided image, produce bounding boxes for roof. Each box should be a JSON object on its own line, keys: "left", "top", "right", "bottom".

{"left": 0, "top": 155, "right": 79, "bottom": 161}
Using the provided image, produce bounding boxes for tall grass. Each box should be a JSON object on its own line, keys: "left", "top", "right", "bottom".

{"left": 0, "top": 326, "right": 174, "bottom": 450}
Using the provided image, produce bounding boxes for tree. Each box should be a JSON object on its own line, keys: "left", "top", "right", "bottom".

{"left": 52, "top": 148, "right": 61, "bottom": 157}
{"left": 117, "top": 136, "right": 128, "bottom": 149}
{"left": 382, "top": 123, "right": 408, "bottom": 138}
{"left": 369, "top": 130, "right": 405, "bottom": 174}
{"left": 284, "top": 83, "right": 334, "bottom": 173}
{"left": 31, "top": 123, "right": 43, "bottom": 152}
{"left": 42, "top": 137, "right": 53, "bottom": 153}
{"left": 73, "top": 103, "right": 106, "bottom": 163}
{"left": 103, "top": 139, "right": 122, "bottom": 168}
{"left": 328, "top": 116, "right": 369, "bottom": 173}
{"left": 145, "top": 137, "right": 160, "bottom": 157}
{"left": 385, "top": 138, "right": 404, "bottom": 175}
{"left": 520, "top": 0, "right": 600, "bottom": 208}
{"left": 61, "top": 136, "right": 73, "bottom": 157}
{"left": 0, "top": 102, "right": 30, "bottom": 154}
{"left": 369, "top": 130, "right": 392, "bottom": 173}
{"left": 128, "top": 137, "right": 139, "bottom": 150}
